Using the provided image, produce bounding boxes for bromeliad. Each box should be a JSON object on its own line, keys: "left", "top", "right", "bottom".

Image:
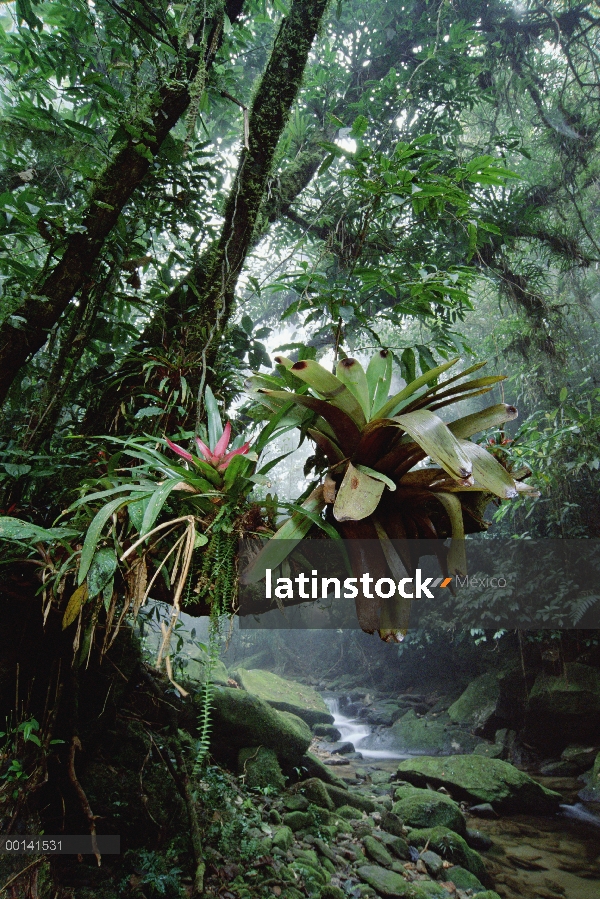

{"left": 166, "top": 422, "right": 251, "bottom": 472}
{"left": 243, "top": 351, "right": 538, "bottom": 641}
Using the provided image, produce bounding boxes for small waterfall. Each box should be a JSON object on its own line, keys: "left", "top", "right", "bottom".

{"left": 324, "top": 695, "right": 408, "bottom": 760}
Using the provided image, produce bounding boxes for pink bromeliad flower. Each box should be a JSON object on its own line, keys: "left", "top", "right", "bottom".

{"left": 166, "top": 422, "right": 250, "bottom": 471}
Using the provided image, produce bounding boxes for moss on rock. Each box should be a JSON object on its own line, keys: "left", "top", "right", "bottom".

{"left": 210, "top": 686, "right": 311, "bottom": 764}
{"left": 392, "top": 785, "right": 466, "bottom": 835}
{"left": 234, "top": 668, "right": 333, "bottom": 725}
{"left": 389, "top": 709, "right": 478, "bottom": 755}
{"left": 238, "top": 746, "right": 285, "bottom": 791}
{"left": 406, "top": 826, "right": 486, "bottom": 881}
{"left": 396, "top": 754, "right": 561, "bottom": 814}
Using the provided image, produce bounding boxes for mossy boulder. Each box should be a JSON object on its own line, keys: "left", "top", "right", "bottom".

{"left": 448, "top": 672, "right": 502, "bottom": 733}
{"left": 313, "top": 723, "right": 342, "bottom": 740}
{"left": 389, "top": 709, "right": 478, "bottom": 755}
{"left": 210, "top": 686, "right": 311, "bottom": 765}
{"left": 272, "top": 825, "right": 294, "bottom": 851}
{"left": 446, "top": 865, "right": 484, "bottom": 892}
{"left": 356, "top": 865, "right": 412, "bottom": 897}
{"left": 299, "top": 777, "right": 335, "bottom": 811}
{"left": 375, "top": 831, "right": 411, "bottom": 860}
{"left": 362, "top": 834, "right": 394, "bottom": 867}
{"left": 337, "top": 804, "right": 362, "bottom": 819}
{"left": 392, "top": 785, "right": 466, "bottom": 835}
{"left": 283, "top": 810, "right": 313, "bottom": 831}
{"left": 234, "top": 668, "right": 333, "bottom": 725}
{"left": 525, "top": 663, "right": 600, "bottom": 750}
{"left": 325, "top": 783, "right": 376, "bottom": 813}
{"left": 180, "top": 645, "right": 229, "bottom": 685}
{"left": 357, "top": 866, "right": 447, "bottom": 898}
{"left": 473, "top": 893, "right": 502, "bottom": 899}
{"left": 238, "top": 746, "right": 285, "bottom": 791}
{"left": 396, "top": 755, "right": 561, "bottom": 814}
{"left": 406, "top": 826, "right": 486, "bottom": 882}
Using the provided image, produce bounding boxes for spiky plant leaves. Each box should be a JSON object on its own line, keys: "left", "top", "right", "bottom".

{"left": 393, "top": 410, "right": 473, "bottom": 481}
{"left": 336, "top": 357, "right": 371, "bottom": 418}
{"left": 366, "top": 349, "right": 393, "bottom": 416}
{"left": 377, "top": 356, "right": 460, "bottom": 418}
{"left": 288, "top": 359, "right": 367, "bottom": 427}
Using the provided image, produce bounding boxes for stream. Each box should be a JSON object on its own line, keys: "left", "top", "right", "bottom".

{"left": 323, "top": 693, "right": 600, "bottom": 899}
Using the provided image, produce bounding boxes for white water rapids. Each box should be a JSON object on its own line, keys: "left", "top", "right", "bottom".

{"left": 324, "top": 696, "right": 409, "bottom": 760}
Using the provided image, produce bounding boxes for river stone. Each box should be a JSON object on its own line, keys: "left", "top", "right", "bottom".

{"left": 272, "top": 825, "right": 294, "bottom": 851}
{"left": 325, "top": 783, "right": 376, "bottom": 813}
{"left": 561, "top": 744, "right": 599, "bottom": 771}
{"left": 375, "top": 831, "right": 411, "bottom": 860}
{"left": 337, "top": 804, "right": 362, "bottom": 819}
{"left": 392, "top": 785, "right": 466, "bottom": 835}
{"left": 396, "top": 755, "right": 562, "bottom": 814}
{"left": 406, "top": 826, "right": 486, "bottom": 881}
{"left": 180, "top": 646, "right": 229, "bottom": 685}
{"left": 445, "top": 865, "right": 484, "bottom": 892}
{"left": 313, "top": 724, "right": 342, "bottom": 740}
{"left": 319, "top": 887, "right": 346, "bottom": 899}
{"left": 283, "top": 811, "right": 313, "bottom": 832}
{"left": 420, "top": 849, "right": 444, "bottom": 878}
{"left": 299, "top": 777, "right": 335, "bottom": 811}
{"left": 472, "top": 893, "right": 502, "bottom": 899}
{"left": 363, "top": 834, "right": 394, "bottom": 867}
{"left": 389, "top": 709, "right": 478, "bottom": 755}
{"left": 356, "top": 865, "right": 412, "bottom": 897}
{"left": 283, "top": 793, "right": 310, "bottom": 811}
{"left": 233, "top": 668, "right": 333, "bottom": 725}
{"left": 525, "top": 663, "right": 600, "bottom": 749}
{"left": 238, "top": 746, "right": 285, "bottom": 791}
{"left": 381, "top": 810, "right": 405, "bottom": 837}
{"left": 473, "top": 742, "right": 504, "bottom": 759}
{"left": 465, "top": 829, "right": 493, "bottom": 850}
{"left": 210, "top": 687, "right": 312, "bottom": 764}
{"left": 448, "top": 672, "right": 502, "bottom": 732}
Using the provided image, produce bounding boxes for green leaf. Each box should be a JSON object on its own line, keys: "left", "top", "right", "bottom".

{"left": 354, "top": 464, "right": 396, "bottom": 491}
{"left": 458, "top": 439, "right": 518, "bottom": 499}
{"left": 79, "top": 497, "right": 129, "bottom": 585}
{"left": 447, "top": 403, "right": 518, "bottom": 438}
{"left": 333, "top": 462, "right": 386, "bottom": 522}
{"left": 377, "top": 357, "right": 460, "bottom": 419}
{"left": 204, "top": 385, "right": 223, "bottom": 449}
{"left": 288, "top": 360, "right": 366, "bottom": 427}
{"left": 0, "top": 517, "right": 78, "bottom": 543}
{"left": 87, "top": 547, "right": 118, "bottom": 599}
{"left": 559, "top": 387, "right": 568, "bottom": 402}
{"left": 366, "top": 349, "right": 392, "bottom": 413}
{"left": 394, "top": 410, "right": 473, "bottom": 481}
{"left": 140, "top": 479, "right": 183, "bottom": 536}
{"left": 336, "top": 357, "right": 370, "bottom": 418}
{"left": 428, "top": 491, "right": 467, "bottom": 575}
{"left": 239, "top": 487, "right": 326, "bottom": 585}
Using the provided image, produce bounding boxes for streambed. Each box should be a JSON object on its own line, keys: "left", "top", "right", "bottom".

{"left": 322, "top": 693, "right": 600, "bottom": 899}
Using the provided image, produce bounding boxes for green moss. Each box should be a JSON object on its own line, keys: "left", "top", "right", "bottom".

{"left": 446, "top": 865, "right": 484, "bottom": 891}
{"left": 238, "top": 746, "right": 285, "bottom": 791}
{"left": 448, "top": 672, "right": 502, "bottom": 727}
{"left": 396, "top": 755, "right": 561, "bottom": 813}
{"left": 406, "top": 826, "right": 486, "bottom": 881}
{"left": 210, "top": 686, "right": 312, "bottom": 764}
{"left": 390, "top": 709, "right": 478, "bottom": 755}
{"left": 234, "top": 668, "right": 333, "bottom": 725}
{"left": 392, "top": 785, "right": 466, "bottom": 835}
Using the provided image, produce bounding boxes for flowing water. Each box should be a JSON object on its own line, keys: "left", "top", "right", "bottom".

{"left": 324, "top": 695, "right": 410, "bottom": 760}
{"left": 322, "top": 693, "right": 600, "bottom": 899}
